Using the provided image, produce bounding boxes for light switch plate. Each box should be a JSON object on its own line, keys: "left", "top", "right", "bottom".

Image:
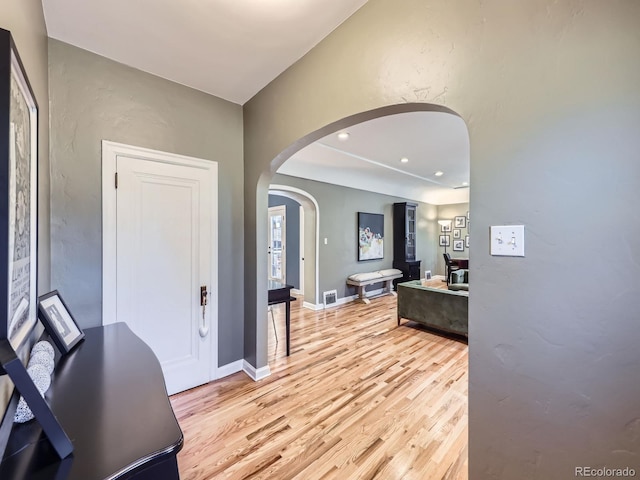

{"left": 490, "top": 225, "right": 525, "bottom": 256}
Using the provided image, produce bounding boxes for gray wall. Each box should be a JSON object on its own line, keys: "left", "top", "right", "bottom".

{"left": 436, "top": 203, "right": 469, "bottom": 277}
{"left": 48, "top": 40, "right": 245, "bottom": 366}
{"left": 0, "top": 0, "right": 50, "bottom": 432}
{"left": 243, "top": 0, "right": 640, "bottom": 477}
{"left": 272, "top": 174, "right": 438, "bottom": 300}
{"left": 268, "top": 194, "right": 300, "bottom": 289}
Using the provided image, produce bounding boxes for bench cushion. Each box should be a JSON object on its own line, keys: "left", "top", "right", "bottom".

{"left": 377, "top": 268, "right": 402, "bottom": 277}
{"left": 348, "top": 272, "right": 383, "bottom": 282}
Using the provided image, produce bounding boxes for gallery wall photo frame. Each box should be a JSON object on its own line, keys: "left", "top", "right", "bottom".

{"left": 439, "top": 235, "right": 450, "bottom": 247}
{"left": 358, "top": 212, "right": 384, "bottom": 261}
{"left": 38, "top": 291, "right": 85, "bottom": 355}
{"left": 453, "top": 239, "right": 465, "bottom": 252}
{"left": 0, "top": 27, "right": 39, "bottom": 352}
{"left": 454, "top": 216, "right": 466, "bottom": 228}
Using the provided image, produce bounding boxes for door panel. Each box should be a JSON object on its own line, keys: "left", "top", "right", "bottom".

{"left": 116, "top": 156, "right": 212, "bottom": 395}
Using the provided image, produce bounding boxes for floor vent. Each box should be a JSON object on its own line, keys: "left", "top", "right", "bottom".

{"left": 323, "top": 290, "right": 338, "bottom": 308}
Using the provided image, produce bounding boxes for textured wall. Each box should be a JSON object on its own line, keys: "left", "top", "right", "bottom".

{"left": 272, "top": 174, "right": 438, "bottom": 301}
{"left": 48, "top": 40, "right": 245, "bottom": 366}
{"left": 244, "top": 0, "right": 640, "bottom": 477}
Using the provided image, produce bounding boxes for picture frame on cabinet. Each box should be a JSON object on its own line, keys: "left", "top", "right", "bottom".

{"left": 37, "top": 291, "right": 85, "bottom": 355}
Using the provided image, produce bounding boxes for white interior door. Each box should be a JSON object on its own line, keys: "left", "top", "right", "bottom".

{"left": 268, "top": 206, "right": 286, "bottom": 282}
{"left": 102, "top": 142, "right": 217, "bottom": 396}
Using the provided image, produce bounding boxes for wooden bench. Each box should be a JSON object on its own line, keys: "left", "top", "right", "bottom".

{"left": 347, "top": 268, "right": 403, "bottom": 304}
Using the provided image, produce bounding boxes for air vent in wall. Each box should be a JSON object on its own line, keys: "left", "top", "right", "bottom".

{"left": 323, "top": 290, "right": 338, "bottom": 308}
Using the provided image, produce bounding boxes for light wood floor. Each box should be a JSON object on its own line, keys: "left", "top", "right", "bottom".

{"left": 171, "top": 288, "right": 468, "bottom": 480}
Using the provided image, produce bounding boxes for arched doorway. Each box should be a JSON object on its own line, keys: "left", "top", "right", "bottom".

{"left": 249, "top": 103, "right": 469, "bottom": 374}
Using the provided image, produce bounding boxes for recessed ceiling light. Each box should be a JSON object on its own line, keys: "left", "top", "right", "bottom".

{"left": 337, "top": 132, "right": 350, "bottom": 141}
{"left": 400, "top": 157, "right": 409, "bottom": 163}
{"left": 434, "top": 171, "right": 444, "bottom": 177}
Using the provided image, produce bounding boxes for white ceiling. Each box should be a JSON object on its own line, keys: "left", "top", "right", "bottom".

{"left": 42, "top": 0, "right": 369, "bottom": 105}
{"left": 278, "top": 111, "right": 470, "bottom": 205}
{"left": 42, "top": 1, "right": 469, "bottom": 205}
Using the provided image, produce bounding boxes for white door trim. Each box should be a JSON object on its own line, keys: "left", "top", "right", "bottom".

{"left": 101, "top": 140, "right": 219, "bottom": 380}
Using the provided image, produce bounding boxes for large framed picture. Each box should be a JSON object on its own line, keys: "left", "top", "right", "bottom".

{"left": 38, "top": 291, "right": 85, "bottom": 355}
{"left": 0, "top": 28, "right": 39, "bottom": 351}
{"left": 358, "top": 212, "right": 384, "bottom": 261}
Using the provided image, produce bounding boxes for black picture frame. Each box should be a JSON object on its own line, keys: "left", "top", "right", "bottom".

{"left": 358, "top": 212, "right": 384, "bottom": 261}
{"left": 37, "top": 291, "right": 84, "bottom": 355}
{"left": 440, "top": 222, "right": 451, "bottom": 233}
{"left": 0, "top": 339, "right": 73, "bottom": 459}
{"left": 439, "top": 235, "right": 450, "bottom": 247}
{"left": 453, "top": 229, "right": 461, "bottom": 239}
{"left": 454, "top": 216, "right": 466, "bottom": 228}
{"left": 453, "top": 239, "right": 465, "bottom": 252}
{"left": 0, "top": 28, "right": 39, "bottom": 351}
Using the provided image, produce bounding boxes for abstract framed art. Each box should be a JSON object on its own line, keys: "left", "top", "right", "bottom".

{"left": 358, "top": 212, "right": 384, "bottom": 261}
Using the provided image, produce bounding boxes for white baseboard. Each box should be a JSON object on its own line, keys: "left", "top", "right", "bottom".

{"left": 292, "top": 288, "right": 302, "bottom": 296}
{"left": 243, "top": 360, "right": 271, "bottom": 381}
{"left": 433, "top": 275, "right": 446, "bottom": 280}
{"left": 303, "top": 301, "right": 324, "bottom": 311}
{"left": 216, "top": 359, "right": 243, "bottom": 379}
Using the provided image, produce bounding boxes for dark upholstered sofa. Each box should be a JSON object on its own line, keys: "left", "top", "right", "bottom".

{"left": 397, "top": 280, "right": 468, "bottom": 337}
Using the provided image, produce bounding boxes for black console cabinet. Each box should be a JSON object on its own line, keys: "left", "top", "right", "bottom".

{"left": 0, "top": 323, "right": 183, "bottom": 479}
{"left": 393, "top": 202, "right": 421, "bottom": 287}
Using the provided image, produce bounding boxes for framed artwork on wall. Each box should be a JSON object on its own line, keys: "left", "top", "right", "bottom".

{"left": 454, "top": 216, "right": 466, "bottom": 228}
{"left": 453, "top": 239, "right": 464, "bottom": 252}
{"left": 453, "top": 229, "right": 461, "bottom": 239}
{"left": 439, "top": 235, "right": 450, "bottom": 247}
{"left": 0, "top": 28, "right": 39, "bottom": 352}
{"left": 440, "top": 222, "right": 451, "bottom": 233}
{"left": 465, "top": 235, "right": 470, "bottom": 248}
{"left": 358, "top": 212, "right": 384, "bottom": 261}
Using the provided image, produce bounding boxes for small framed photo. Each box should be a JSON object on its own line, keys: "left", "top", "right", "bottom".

{"left": 439, "top": 235, "right": 450, "bottom": 247}
{"left": 466, "top": 210, "right": 470, "bottom": 220}
{"left": 454, "top": 216, "right": 466, "bottom": 228}
{"left": 440, "top": 222, "right": 451, "bottom": 233}
{"left": 453, "top": 229, "right": 461, "bottom": 239}
{"left": 465, "top": 235, "right": 470, "bottom": 248}
{"left": 37, "top": 291, "right": 84, "bottom": 355}
{"left": 453, "top": 239, "right": 465, "bottom": 252}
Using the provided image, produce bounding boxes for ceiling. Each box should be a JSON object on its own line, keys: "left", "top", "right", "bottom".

{"left": 42, "top": 1, "right": 469, "bottom": 205}
{"left": 42, "top": 0, "right": 369, "bottom": 105}
{"left": 278, "top": 111, "right": 470, "bottom": 205}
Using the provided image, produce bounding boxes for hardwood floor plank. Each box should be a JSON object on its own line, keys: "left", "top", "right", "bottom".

{"left": 171, "top": 292, "right": 468, "bottom": 479}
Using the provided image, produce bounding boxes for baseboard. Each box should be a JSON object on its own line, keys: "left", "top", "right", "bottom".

{"left": 433, "top": 275, "right": 446, "bottom": 280}
{"left": 216, "top": 359, "right": 243, "bottom": 379}
{"left": 303, "top": 301, "right": 324, "bottom": 311}
{"left": 242, "top": 360, "right": 271, "bottom": 381}
{"left": 292, "top": 288, "right": 302, "bottom": 296}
